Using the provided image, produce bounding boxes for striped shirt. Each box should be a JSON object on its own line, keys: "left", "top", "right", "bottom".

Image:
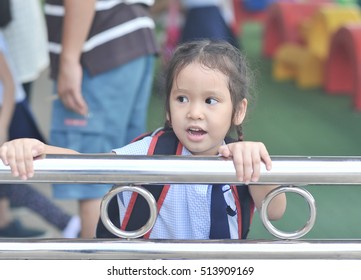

{"left": 44, "top": 0, "right": 158, "bottom": 79}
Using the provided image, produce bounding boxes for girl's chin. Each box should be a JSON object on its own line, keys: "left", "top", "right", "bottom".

{"left": 186, "top": 145, "right": 219, "bottom": 156}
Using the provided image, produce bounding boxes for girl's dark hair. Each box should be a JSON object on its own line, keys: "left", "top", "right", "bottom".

{"left": 164, "top": 39, "right": 251, "bottom": 140}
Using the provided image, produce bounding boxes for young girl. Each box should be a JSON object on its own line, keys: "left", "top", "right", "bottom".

{"left": 0, "top": 40, "right": 286, "bottom": 239}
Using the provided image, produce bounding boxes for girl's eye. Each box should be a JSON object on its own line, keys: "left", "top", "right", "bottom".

{"left": 205, "top": 98, "right": 218, "bottom": 105}
{"left": 177, "top": 96, "right": 189, "bottom": 103}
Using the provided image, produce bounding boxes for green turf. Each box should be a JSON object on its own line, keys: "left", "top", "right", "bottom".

{"left": 240, "top": 23, "right": 361, "bottom": 157}
{"left": 147, "top": 22, "right": 361, "bottom": 239}
{"left": 240, "top": 23, "right": 361, "bottom": 239}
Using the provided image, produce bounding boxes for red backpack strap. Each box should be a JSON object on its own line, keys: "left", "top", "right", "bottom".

{"left": 231, "top": 184, "right": 254, "bottom": 239}
{"left": 129, "top": 126, "right": 164, "bottom": 144}
{"left": 121, "top": 128, "right": 182, "bottom": 238}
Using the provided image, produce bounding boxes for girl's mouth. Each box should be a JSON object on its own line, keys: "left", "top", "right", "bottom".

{"left": 187, "top": 128, "right": 206, "bottom": 136}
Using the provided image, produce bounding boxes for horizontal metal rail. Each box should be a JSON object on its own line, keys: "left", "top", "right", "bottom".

{"left": 1, "top": 154, "right": 361, "bottom": 259}
{"left": 1, "top": 154, "right": 361, "bottom": 185}
{"left": 1, "top": 239, "right": 361, "bottom": 260}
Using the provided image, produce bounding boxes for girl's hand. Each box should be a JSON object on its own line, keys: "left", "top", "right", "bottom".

{"left": 0, "top": 138, "right": 46, "bottom": 180}
{"left": 218, "top": 141, "right": 272, "bottom": 183}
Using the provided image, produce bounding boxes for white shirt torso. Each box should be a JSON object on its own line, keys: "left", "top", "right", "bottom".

{"left": 112, "top": 136, "right": 239, "bottom": 239}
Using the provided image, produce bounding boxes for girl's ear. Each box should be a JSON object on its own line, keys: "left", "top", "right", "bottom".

{"left": 233, "top": 98, "right": 247, "bottom": 125}
{"left": 166, "top": 112, "right": 171, "bottom": 125}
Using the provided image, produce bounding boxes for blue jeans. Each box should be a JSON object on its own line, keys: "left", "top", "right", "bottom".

{"left": 51, "top": 55, "right": 155, "bottom": 199}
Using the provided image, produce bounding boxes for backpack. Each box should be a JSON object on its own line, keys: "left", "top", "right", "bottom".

{"left": 96, "top": 128, "right": 254, "bottom": 239}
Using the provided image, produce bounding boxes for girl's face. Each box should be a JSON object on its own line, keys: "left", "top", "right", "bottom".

{"left": 168, "top": 62, "right": 247, "bottom": 155}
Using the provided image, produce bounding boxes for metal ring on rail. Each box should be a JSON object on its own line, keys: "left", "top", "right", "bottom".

{"left": 260, "top": 185, "right": 316, "bottom": 240}
{"left": 100, "top": 185, "right": 158, "bottom": 239}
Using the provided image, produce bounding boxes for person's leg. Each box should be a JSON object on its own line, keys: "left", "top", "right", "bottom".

{"left": 6, "top": 97, "right": 80, "bottom": 236}
{"left": 50, "top": 76, "right": 115, "bottom": 238}
{"left": 79, "top": 61, "right": 154, "bottom": 236}
{"left": 0, "top": 197, "right": 11, "bottom": 228}
{"left": 50, "top": 131, "right": 113, "bottom": 238}
{"left": 0, "top": 185, "right": 10, "bottom": 227}
{"left": 50, "top": 132, "right": 112, "bottom": 238}
{"left": 22, "top": 82, "right": 32, "bottom": 102}
{"left": 79, "top": 57, "right": 155, "bottom": 237}
{"left": 79, "top": 199, "right": 102, "bottom": 238}
{"left": 0, "top": 185, "right": 47, "bottom": 237}
{"left": 6, "top": 183, "right": 78, "bottom": 233}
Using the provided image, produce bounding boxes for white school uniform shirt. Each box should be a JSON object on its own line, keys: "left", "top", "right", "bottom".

{"left": 112, "top": 136, "right": 239, "bottom": 239}
{"left": 0, "top": 32, "right": 25, "bottom": 105}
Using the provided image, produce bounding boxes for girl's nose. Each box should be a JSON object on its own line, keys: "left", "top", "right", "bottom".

{"left": 187, "top": 103, "right": 204, "bottom": 120}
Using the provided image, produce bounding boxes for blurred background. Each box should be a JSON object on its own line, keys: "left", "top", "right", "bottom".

{"left": 17, "top": 0, "right": 361, "bottom": 239}
{"left": 150, "top": 0, "right": 361, "bottom": 239}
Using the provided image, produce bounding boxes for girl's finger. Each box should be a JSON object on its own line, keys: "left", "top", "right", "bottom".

{"left": 251, "top": 149, "right": 261, "bottom": 182}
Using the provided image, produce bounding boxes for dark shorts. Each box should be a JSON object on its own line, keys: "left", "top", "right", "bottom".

{"left": 9, "top": 99, "right": 46, "bottom": 142}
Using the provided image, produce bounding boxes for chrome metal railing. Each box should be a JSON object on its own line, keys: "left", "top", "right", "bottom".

{"left": 1, "top": 154, "right": 361, "bottom": 185}
{"left": 0, "top": 154, "right": 361, "bottom": 259}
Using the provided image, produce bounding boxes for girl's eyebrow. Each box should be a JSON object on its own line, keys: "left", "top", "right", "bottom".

{"left": 172, "top": 85, "right": 190, "bottom": 92}
{"left": 202, "top": 89, "right": 226, "bottom": 96}
{"left": 172, "top": 87, "right": 189, "bottom": 93}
